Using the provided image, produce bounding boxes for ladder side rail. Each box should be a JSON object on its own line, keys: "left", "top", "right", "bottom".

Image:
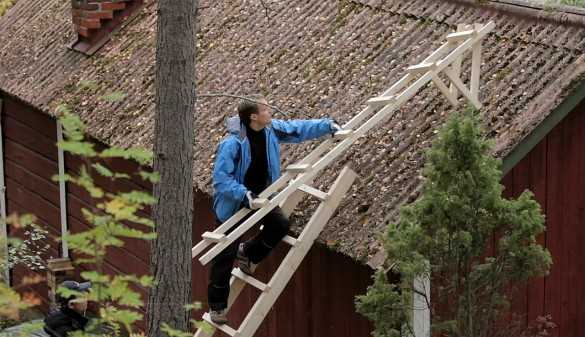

{"left": 237, "top": 167, "right": 358, "bottom": 337}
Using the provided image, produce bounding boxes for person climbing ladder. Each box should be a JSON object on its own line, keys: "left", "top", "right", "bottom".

{"left": 207, "top": 94, "right": 341, "bottom": 324}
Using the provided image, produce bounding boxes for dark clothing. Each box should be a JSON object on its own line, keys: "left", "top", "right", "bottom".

{"left": 208, "top": 207, "right": 290, "bottom": 311}
{"left": 43, "top": 307, "right": 88, "bottom": 337}
{"left": 243, "top": 126, "right": 269, "bottom": 194}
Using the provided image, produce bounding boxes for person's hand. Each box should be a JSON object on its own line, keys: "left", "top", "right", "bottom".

{"left": 330, "top": 119, "right": 343, "bottom": 137}
{"left": 244, "top": 191, "right": 268, "bottom": 210}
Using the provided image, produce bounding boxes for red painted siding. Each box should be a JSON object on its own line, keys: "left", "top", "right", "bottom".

{"left": 503, "top": 100, "right": 585, "bottom": 337}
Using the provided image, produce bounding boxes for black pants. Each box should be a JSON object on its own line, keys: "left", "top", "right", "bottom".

{"left": 208, "top": 206, "right": 291, "bottom": 311}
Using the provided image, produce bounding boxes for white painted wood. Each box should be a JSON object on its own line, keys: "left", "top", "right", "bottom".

{"left": 431, "top": 73, "right": 459, "bottom": 106}
{"left": 471, "top": 23, "right": 483, "bottom": 102}
{"left": 367, "top": 95, "right": 396, "bottom": 108}
{"left": 298, "top": 184, "right": 329, "bottom": 201}
{"left": 407, "top": 62, "right": 435, "bottom": 73}
{"left": 444, "top": 66, "right": 482, "bottom": 109}
{"left": 446, "top": 29, "right": 476, "bottom": 42}
{"left": 56, "top": 121, "right": 69, "bottom": 259}
{"left": 0, "top": 99, "right": 8, "bottom": 284}
{"left": 286, "top": 164, "right": 311, "bottom": 173}
{"left": 449, "top": 24, "right": 467, "bottom": 99}
{"left": 231, "top": 268, "right": 270, "bottom": 292}
{"left": 413, "top": 266, "right": 431, "bottom": 337}
{"left": 201, "top": 232, "right": 226, "bottom": 243}
{"left": 201, "top": 313, "right": 239, "bottom": 337}
{"left": 281, "top": 235, "right": 297, "bottom": 246}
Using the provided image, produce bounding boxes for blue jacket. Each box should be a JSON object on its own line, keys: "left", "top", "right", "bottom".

{"left": 212, "top": 116, "right": 335, "bottom": 222}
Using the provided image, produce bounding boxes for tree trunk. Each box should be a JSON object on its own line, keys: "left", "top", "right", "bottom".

{"left": 147, "top": 0, "right": 197, "bottom": 335}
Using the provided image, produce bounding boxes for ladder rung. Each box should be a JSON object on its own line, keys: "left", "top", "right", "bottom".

{"left": 298, "top": 184, "right": 329, "bottom": 201}
{"left": 202, "top": 312, "right": 239, "bottom": 337}
{"left": 367, "top": 96, "right": 395, "bottom": 108}
{"left": 406, "top": 62, "right": 436, "bottom": 73}
{"left": 232, "top": 268, "right": 270, "bottom": 292}
{"left": 282, "top": 235, "right": 298, "bottom": 246}
{"left": 286, "top": 164, "right": 311, "bottom": 173}
{"left": 333, "top": 129, "right": 353, "bottom": 139}
{"left": 202, "top": 232, "right": 226, "bottom": 243}
{"left": 446, "top": 29, "right": 476, "bottom": 42}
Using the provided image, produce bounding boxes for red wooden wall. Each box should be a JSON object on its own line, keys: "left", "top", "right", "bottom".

{"left": 503, "top": 100, "right": 585, "bottom": 337}
{"left": 1, "top": 95, "right": 373, "bottom": 336}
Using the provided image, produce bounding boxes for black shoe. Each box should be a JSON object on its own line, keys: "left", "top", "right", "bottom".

{"left": 237, "top": 243, "right": 256, "bottom": 275}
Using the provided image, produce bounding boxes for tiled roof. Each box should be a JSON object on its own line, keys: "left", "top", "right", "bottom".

{"left": 1, "top": 0, "right": 584, "bottom": 264}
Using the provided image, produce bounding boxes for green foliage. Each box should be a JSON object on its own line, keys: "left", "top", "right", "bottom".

{"left": 1, "top": 106, "right": 201, "bottom": 337}
{"left": 49, "top": 111, "right": 159, "bottom": 335}
{"left": 0, "top": 0, "right": 16, "bottom": 17}
{"left": 356, "top": 108, "right": 552, "bottom": 337}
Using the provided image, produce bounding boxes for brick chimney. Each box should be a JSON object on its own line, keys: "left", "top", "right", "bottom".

{"left": 70, "top": 0, "right": 143, "bottom": 55}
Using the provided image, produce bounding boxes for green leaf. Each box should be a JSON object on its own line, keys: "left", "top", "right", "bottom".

{"left": 191, "top": 319, "right": 214, "bottom": 334}
{"left": 58, "top": 112, "right": 86, "bottom": 142}
{"left": 100, "top": 146, "right": 153, "bottom": 166}
{"left": 161, "top": 323, "right": 192, "bottom": 337}
{"left": 184, "top": 302, "right": 203, "bottom": 311}
{"left": 80, "top": 271, "right": 110, "bottom": 284}
{"left": 139, "top": 171, "right": 160, "bottom": 183}
{"left": 58, "top": 140, "right": 97, "bottom": 157}
{"left": 92, "top": 163, "right": 113, "bottom": 177}
{"left": 101, "top": 91, "right": 127, "bottom": 103}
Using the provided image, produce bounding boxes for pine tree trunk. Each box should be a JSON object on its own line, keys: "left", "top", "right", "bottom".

{"left": 147, "top": 0, "right": 197, "bottom": 335}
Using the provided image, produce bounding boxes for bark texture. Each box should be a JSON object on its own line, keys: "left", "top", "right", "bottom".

{"left": 147, "top": 0, "right": 197, "bottom": 335}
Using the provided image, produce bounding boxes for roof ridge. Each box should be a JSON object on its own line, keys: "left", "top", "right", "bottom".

{"left": 492, "top": 0, "right": 585, "bottom": 16}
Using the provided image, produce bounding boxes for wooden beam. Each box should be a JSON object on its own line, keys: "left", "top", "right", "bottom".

{"left": 431, "top": 74, "right": 459, "bottom": 107}
{"left": 444, "top": 66, "right": 482, "bottom": 109}
{"left": 446, "top": 29, "right": 476, "bottom": 42}
{"left": 367, "top": 96, "right": 396, "bottom": 108}
{"left": 406, "top": 62, "right": 436, "bottom": 74}
{"left": 201, "top": 232, "right": 226, "bottom": 243}
{"left": 285, "top": 164, "right": 311, "bottom": 173}
{"left": 232, "top": 269, "right": 270, "bottom": 292}
{"left": 298, "top": 184, "right": 329, "bottom": 201}
{"left": 449, "top": 24, "right": 467, "bottom": 99}
{"left": 470, "top": 23, "right": 483, "bottom": 102}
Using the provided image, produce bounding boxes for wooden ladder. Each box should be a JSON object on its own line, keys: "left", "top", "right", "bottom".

{"left": 192, "top": 21, "right": 495, "bottom": 337}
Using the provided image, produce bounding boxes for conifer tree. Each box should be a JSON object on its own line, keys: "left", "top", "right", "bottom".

{"left": 356, "top": 109, "right": 552, "bottom": 337}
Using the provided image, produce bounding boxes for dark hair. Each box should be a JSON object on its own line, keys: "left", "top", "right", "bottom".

{"left": 238, "top": 94, "right": 266, "bottom": 127}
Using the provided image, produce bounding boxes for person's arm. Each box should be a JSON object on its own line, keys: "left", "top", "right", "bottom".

{"left": 212, "top": 138, "right": 248, "bottom": 203}
{"left": 271, "top": 118, "right": 338, "bottom": 143}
